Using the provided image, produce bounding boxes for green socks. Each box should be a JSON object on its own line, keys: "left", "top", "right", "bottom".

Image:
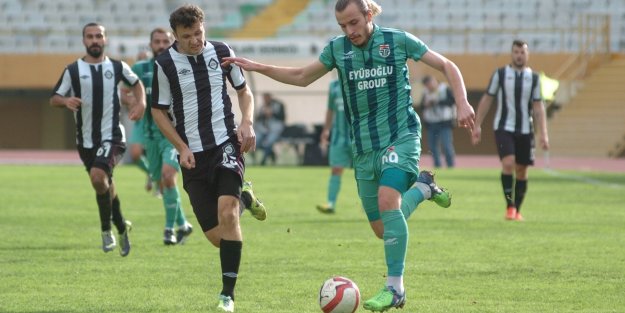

{"left": 381, "top": 210, "right": 408, "bottom": 277}
{"left": 162, "top": 187, "right": 185, "bottom": 229}
{"left": 135, "top": 156, "right": 150, "bottom": 174}
{"left": 400, "top": 184, "right": 426, "bottom": 219}
{"left": 327, "top": 174, "right": 341, "bottom": 207}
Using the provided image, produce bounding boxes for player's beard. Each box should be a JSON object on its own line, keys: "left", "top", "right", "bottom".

{"left": 513, "top": 57, "right": 526, "bottom": 68}
{"left": 153, "top": 47, "right": 166, "bottom": 57}
{"left": 86, "top": 45, "right": 103, "bottom": 58}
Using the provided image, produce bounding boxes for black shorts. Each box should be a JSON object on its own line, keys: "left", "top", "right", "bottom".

{"left": 494, "top": 130, "right": 535, "bottom": 166}
{"left": 77, "top": 141, "right": 126, "bottom": 177}
{"left": 181, "top": 139, "right": 245, "bottom": 232}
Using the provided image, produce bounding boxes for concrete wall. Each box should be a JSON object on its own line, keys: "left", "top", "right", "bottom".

{"left": 0, "top": 53, "right": 567, "bottom": 153}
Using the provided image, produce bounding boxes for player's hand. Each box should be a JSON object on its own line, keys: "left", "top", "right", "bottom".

{"left": 222, "top": 57, "right": 262, "bottom": 72}
{"left": 456, "top": 100, "right": 475, "bottom": 134}
{"left": 128, "top": 101, "right": 145, "bottom": 121}
{"left": 471, "top": 126, "right": 482, "bottom": 145}
{"left": 178, "top": 147, "right": 195, "bottom": 169}
{"left": 540, "top": 135, "right": 550, "bottom": 150}
{"left": 64, "top": 97, "right": 82, "bottom": 112}
{"left": 320, "top": 128, "right": 330, "bottom": 146}
{"left": 237, "top": 120, "right": 256, "bottom": 153}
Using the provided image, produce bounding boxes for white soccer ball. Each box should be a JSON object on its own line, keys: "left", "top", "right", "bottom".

{"left": 319, "top": 276, "right": 361, "bottom": 313}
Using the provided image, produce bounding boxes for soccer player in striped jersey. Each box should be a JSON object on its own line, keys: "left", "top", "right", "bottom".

{"left": 150, "top": 5, "right": 265, "bottom": 312}
{"left": 50, "top": 23, "right": 146, "bottom": 257}
{"left": 223, "top": 0, "right": 475, "bottom": 311}
{"left": 317, "top": 78, "right": 353, "bottom": 214}
{"left": 472, "top": 40, "right": 550, "bottom": 221}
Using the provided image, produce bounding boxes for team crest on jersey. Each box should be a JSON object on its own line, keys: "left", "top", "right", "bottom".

{"left": 104, "top": 70, "right": 113, "bottom": 79}
{"left": 208, "top": 58, "right": 219, "bottom": 70}
{"left": 379, "top": 44, "right": 390, "bottom": 57}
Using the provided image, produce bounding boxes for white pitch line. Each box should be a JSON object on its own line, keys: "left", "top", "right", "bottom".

{"left": 542, "top": 168, "right": 625, "bottom": 189}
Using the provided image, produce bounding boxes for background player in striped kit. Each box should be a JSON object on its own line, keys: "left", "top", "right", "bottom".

{"left": 223, "top": 0, "right": 475, "bottom": 311}
{"left": 317, "top": 78, "right": 352, "bottom": 214}
{"left": 472, "top": 39, "right": 550, "bottom": 221}
{"left": 50, "top": 23, "right": 146, "bottom": 257}
{"left": 151, "top": 5, "right": 265, "bottom": 312}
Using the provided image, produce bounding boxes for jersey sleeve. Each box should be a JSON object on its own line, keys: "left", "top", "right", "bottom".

{"left": 152, "top": 60, "right": 171, "bottom": 110}
{"left": 121, "top": 61, "right": 140, "bottom": 86}
{"left": 486, "top": 70, "right": 500, "bottom": 96}
{"left": 319, "top": 41, "right": 337, "bottom": 71}
{"left": 52, "top": 68, "right": 72, "bottom": 96}
{"left": 405, "top": 32, "right": 429, "bottom": 61}
{"left": 226, "top": 47, "right": 247, "bottom": 90}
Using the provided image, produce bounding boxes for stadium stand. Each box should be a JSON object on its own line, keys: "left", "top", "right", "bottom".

{"left": 548, "top": 56, "right": 625, "bottom": 157}
{"left": 1, "top": 0, "right": 624, "bottom": 53}
{"left": 1, "top": 0, "right": 624, "bottom": 157}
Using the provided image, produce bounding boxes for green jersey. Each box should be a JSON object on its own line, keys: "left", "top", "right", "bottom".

{"left": 328, "top": 79, "right": 350, "bottom": 147}
{"left": 319, "top": 24, "right": 426, "bottom": 154}
{"left": 131, "top": 59, "right": 163, "bottom": 141}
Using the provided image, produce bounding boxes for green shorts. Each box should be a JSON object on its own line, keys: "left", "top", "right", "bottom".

{"left": 145, "top": 138, "right": 180, "bottom": 182}
{"left": 354, "top": 135, "right": 421, "bottom": 221}
{"left": 329, "top": 143, "right": 352, "bottom": 168}
{"left": 128, "top": 119, "right": 145, "bottom": 145}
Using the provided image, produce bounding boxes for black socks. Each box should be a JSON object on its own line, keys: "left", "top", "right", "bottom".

{"left": 220, "top": 239, "right": 242, "bottom": 300}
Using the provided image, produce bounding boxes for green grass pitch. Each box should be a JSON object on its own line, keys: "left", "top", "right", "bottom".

{"left": 0, "top": 164, "right": 623, "bottom": 312}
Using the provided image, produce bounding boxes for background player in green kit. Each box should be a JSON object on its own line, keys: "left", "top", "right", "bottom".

{"left": 317, "top": 78, "right": 352, "bottom": 214}
{"left": 223, "top": 0, "right": 475, "bottom": 311}
{"left": 127, "top": 28, "right": 194, "bottom": 244}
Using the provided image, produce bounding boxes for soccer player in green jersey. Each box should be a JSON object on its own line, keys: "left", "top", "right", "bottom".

{"left": 223, "top": 0, "right": 475, "bottom": 311}
{"left": 125, "top": 28, "right": 194, "bottom": 245}
{"left": 317, "top": 78, "right": 352, "bottom": 214}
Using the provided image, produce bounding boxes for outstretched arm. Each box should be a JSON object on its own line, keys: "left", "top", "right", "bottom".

{"left": 420, "top": 50, "right": 475, "bottom": 131}
{"left": 222, "top": 57, "right": 329, "bottom": 87}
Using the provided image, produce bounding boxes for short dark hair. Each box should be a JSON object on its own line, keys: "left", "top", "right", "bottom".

{"left": 150, "top": 27, "right": 170, "bottom": 41}
{"left": 512, "top": 39, "right": 528, "bottom": 49}
{"left": 82, "top": 22, "right": 104, "bottom": 37}
{"left": 169, "top": 4, "right": 204, "bottom": 31}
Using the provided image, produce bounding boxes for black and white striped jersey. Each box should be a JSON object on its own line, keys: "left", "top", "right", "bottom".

{"left": 52, "top": 57, "right": 140, "bottom": 148}
{"left": 152, "top": 41, "right": 247, "bottom": 153}
{"left": 486, "top": 65, "right": 542, "bottom": 135}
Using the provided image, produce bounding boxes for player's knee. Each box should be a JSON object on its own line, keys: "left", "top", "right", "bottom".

{"left": 218, "top": 203, "right": 240, "bottom": 229}
{"left": 89, "top": 169, "right": 109, "bottom": 192}
{"left": 161, "top": 166, "right": 177, "bottom": 187}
